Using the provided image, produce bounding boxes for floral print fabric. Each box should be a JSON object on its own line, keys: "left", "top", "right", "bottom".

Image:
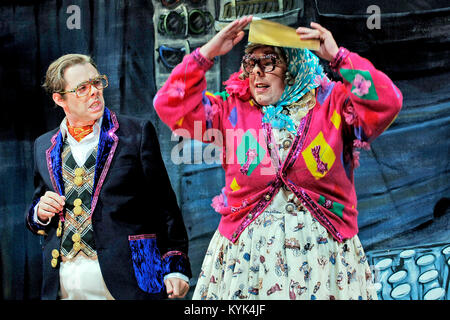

{"left": 193, "top": 95, "right": 377, "bottom": 300}
{"left": 193, "top": 188, "right": 377, "bottom": 300}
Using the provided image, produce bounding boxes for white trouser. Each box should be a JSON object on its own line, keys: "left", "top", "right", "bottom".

{"left": 59, "top": 254, "right": 114, "bottom": 300}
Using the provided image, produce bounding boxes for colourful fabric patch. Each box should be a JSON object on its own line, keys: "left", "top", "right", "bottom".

{"left": 236, "top": 130, "right": 267, "bottom": 176}
{"left": 228, "top": 106, "right": 238, "bottom": 128}
{"left": 318, "top": 195, "right": 344, "bottom": 219}
{"left": 230, "top": 177, "right": 241, "bottom": 192}
{"left": 340, "top": 69, "right": 378, "bottom": 100}
{"left": 316, "top": 80, "right": 335, "bottom": 105}
{"left": 330, "top": 110, "right": 341, "bottom": 130}
{"left": 214, "top": 90, "right": 230, "bottom": 101}
{"left": 202, "top": 90, "right": 214, "bottom": 129}
{"left": 175, "top": 117, "right": 184, "bottom": 127}
{"left": 302, "top": 132, "right": 336, "bottom": 180}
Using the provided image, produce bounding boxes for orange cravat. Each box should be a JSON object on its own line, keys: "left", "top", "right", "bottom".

{"left": 67, "top": 120, "right": 94, "bottom": 142}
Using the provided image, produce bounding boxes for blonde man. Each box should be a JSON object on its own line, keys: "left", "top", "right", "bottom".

{"left": 26, "top": 54, "right": 191, "bottom": 300}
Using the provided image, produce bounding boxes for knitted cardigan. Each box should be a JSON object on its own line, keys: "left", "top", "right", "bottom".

{"left": 154, "top": 47, "right": 403, "bottom": 243}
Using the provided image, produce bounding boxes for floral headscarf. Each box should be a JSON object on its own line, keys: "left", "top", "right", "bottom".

{"left": 277, "top": 47, "right": 325, "bottom": 107}
{"left": 260, "top": 47, "right": 326, "bottom": 133}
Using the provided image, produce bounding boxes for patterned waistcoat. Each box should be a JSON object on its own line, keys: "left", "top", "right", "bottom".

{"left": 59, "top": 141, "right": 98, "bottom": 259}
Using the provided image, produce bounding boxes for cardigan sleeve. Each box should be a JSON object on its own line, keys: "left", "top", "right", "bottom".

{"left": 153, "top": 48, "right": 226, "bottom": 144}
{"left": 329, "top": 47, "right": 403, "bottom": 148}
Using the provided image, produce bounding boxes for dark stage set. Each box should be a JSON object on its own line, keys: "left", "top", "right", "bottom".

{"left": 0, "top": 0, "right": 449, "bottom": 300}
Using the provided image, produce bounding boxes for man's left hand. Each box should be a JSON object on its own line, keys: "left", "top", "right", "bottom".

{"left": 164, "top": 277, "right": 190, "bottom": 299}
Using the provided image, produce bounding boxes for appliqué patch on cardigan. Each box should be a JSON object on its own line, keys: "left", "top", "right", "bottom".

{"left": 167, "top": 79, "right": 186, "bottom": 104}
{"left": 228, "top": 106, "right": 238, "bottom": 128}
{"left": 214, "top": 90, "right": 230, "bottom": 101}
{"left": 302, "top": 132, "right": 336, "bottom": 180}
{"left": 330, "top": 110, "right": 341, "bottom": 130}
{"left": 230, "top": 177, "right": 241, "bottom": 192}
{"left": 315, "top": 75, "right": 335, "bottom": 105}
{"left": 236, "top": 130, "right": 266, "bottom": 176}
{"left": 239, "top": 148, "right": 258, "bottom": 175}
{"left": 311, "top": 146, "right": 329, "bottom": 174}
{"left": 340, "top": 69, "right": 378, "bottom": 100}
{"left": 318, "top": 195, "right": 344, "bottom": 219}
{"left": 203, "top": 90, "right": 213, "bottom": 129}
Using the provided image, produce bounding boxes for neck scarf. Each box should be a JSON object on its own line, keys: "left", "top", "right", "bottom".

{"left": 262, "top": 48, "right": 326, "bottom": 133}
{"left": 67, "top": 120, "right": 94, "bottom": 142}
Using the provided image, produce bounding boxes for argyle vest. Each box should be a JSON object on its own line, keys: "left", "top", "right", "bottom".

{"left": 59, "top": 141, "right": 98, "bottom": 259}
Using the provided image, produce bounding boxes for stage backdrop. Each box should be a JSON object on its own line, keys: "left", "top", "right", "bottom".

{"left": 0, "top": 0, "right": 448, "bottom": 300}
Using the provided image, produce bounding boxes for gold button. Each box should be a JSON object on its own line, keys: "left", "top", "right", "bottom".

{"left": 286, "top": 204, "right": 295, "bottom": 212}
{"left": 73, "top": 242, "right": 81, "bottom": 252}
{"left": 58, "top": 220, "right": 62, "bottom": 228}
{"left": 74, "top": 168, "right": 84, "bottom": 176}
{"left": 73, "top": 176, "right": 83, "bottom": 186}
{"left": 265, "top": 194, "right": 271, "bottom": 201}
{"left": 51, "top": 258, "right": 58, "bottom": 268}
{"left": 73, "top": 206, "right": 83, "bottom": 216}
{"left": 283, "top": 139, "right": 292, "bottom": 149}
{"left": 37, "top": 230, "right": 47, "bottom": 236}
{"left": 51, "top": 249, "right": 60, "bottom": 259}
{"left": 73, "top": 198, "right": 82, "bottom": 206}
{"left": 56, "top": 228, "right": 62, "bottom": 237}
{"left": 72, "top": 233, "right": 81, "bottom": 242}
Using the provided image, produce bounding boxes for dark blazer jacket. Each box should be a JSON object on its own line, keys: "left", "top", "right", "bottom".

{"left": 25, "top": 107, "right": 191, "bottom": 300}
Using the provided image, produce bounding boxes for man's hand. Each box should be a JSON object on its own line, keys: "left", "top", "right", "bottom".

{"left": 164, "top": 277, "right": 189, "bottom": 299}
{"left": 37, "top": 191, "right": 65, "bottom": 223}
{"left": 296, "top": 22, "right": 339, "bottom": 61}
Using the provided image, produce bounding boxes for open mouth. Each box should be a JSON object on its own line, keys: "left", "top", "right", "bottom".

{"left": 89, "top": 100, "right": 103, "bottom": 111}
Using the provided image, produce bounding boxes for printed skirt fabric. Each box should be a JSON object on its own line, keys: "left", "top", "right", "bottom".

{"left": 193, "top": 100, "right": 377, "bottom": 300}
{"left": 192, "top": 188, "right": 378, "bottom": 300}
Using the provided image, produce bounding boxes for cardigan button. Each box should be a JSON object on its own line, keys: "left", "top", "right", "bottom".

{"left": 286, "top": 204, "right": 295, "bottom": 213}
{"left": 247, "top": 213, "right": 253, "bottom": 220}
{"left": 265, "top": 194, "right": 271, "bottom": 201}
{"left": 283, "top": 139, "right": 292, "bottom": 149}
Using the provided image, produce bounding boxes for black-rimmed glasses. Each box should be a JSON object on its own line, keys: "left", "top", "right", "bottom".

{"left": 241, "top": 54, "right": 281, "bottom": 74}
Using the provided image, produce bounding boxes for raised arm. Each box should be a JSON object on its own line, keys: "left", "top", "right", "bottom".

{"left": 153, "top": 17, "right": 253, "bottom": 142}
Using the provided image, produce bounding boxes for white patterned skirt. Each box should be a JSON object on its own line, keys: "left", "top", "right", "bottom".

{"left": 192, "top": 188, "right": 377, "bottom": 300}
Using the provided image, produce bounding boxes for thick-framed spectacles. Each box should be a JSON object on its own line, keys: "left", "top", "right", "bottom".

{"left": 241, "top": 53, "right": 281, "bottom": 74}
{"left": 58, "top": 75, "right": 108, "bottom": 97}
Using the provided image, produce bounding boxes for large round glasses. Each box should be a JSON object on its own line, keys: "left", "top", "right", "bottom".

{"left": 241, "top": 53, "right": 281, "bottom": 74}
{"left": 58, "top": 75, "right": 108, "bottom": 98}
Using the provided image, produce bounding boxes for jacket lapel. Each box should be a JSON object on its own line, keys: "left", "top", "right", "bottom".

{"left": 45, "top": 130, "right": 65, "bottom": 196}
{"left": 91, "top": 107, "right": 120, "bottom": 216}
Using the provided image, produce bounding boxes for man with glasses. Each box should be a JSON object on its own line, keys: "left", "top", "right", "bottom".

{"left": 25, "top": 54, "right": 191, "bottom": 300}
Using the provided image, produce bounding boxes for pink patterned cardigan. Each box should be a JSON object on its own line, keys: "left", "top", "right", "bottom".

{"left": 154, "top": 47, "right": 403, "bottom": 243}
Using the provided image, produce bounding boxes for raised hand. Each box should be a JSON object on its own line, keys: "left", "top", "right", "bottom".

{"left": 200, "top": 16, "right": 253, "bottom": 60}
{"left": 296, "top": 22, "right": 339, "bottom": 61}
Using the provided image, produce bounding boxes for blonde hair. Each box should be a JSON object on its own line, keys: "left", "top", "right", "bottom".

{"left": 42, "top": 54, "right": 98, "bottom": 94}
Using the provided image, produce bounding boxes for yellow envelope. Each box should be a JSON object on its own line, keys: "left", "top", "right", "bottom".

{"left": 248, "top": 19, "right": 320, "bottom": 50}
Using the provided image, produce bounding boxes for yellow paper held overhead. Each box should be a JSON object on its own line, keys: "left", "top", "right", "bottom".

{"left": 248, "top": 19, "right": 320, "bottom": 51}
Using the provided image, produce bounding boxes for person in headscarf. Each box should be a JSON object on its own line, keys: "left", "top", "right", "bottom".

{"left": 154, "top": 16, "right": 402, "bottom": 300}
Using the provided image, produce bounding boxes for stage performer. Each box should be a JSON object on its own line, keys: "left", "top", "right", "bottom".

{"left": 154, "top": 15, "right": 403, "bottom": 300}
{"left": 26, "top": 54, "right": 191, "bottom": 300}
